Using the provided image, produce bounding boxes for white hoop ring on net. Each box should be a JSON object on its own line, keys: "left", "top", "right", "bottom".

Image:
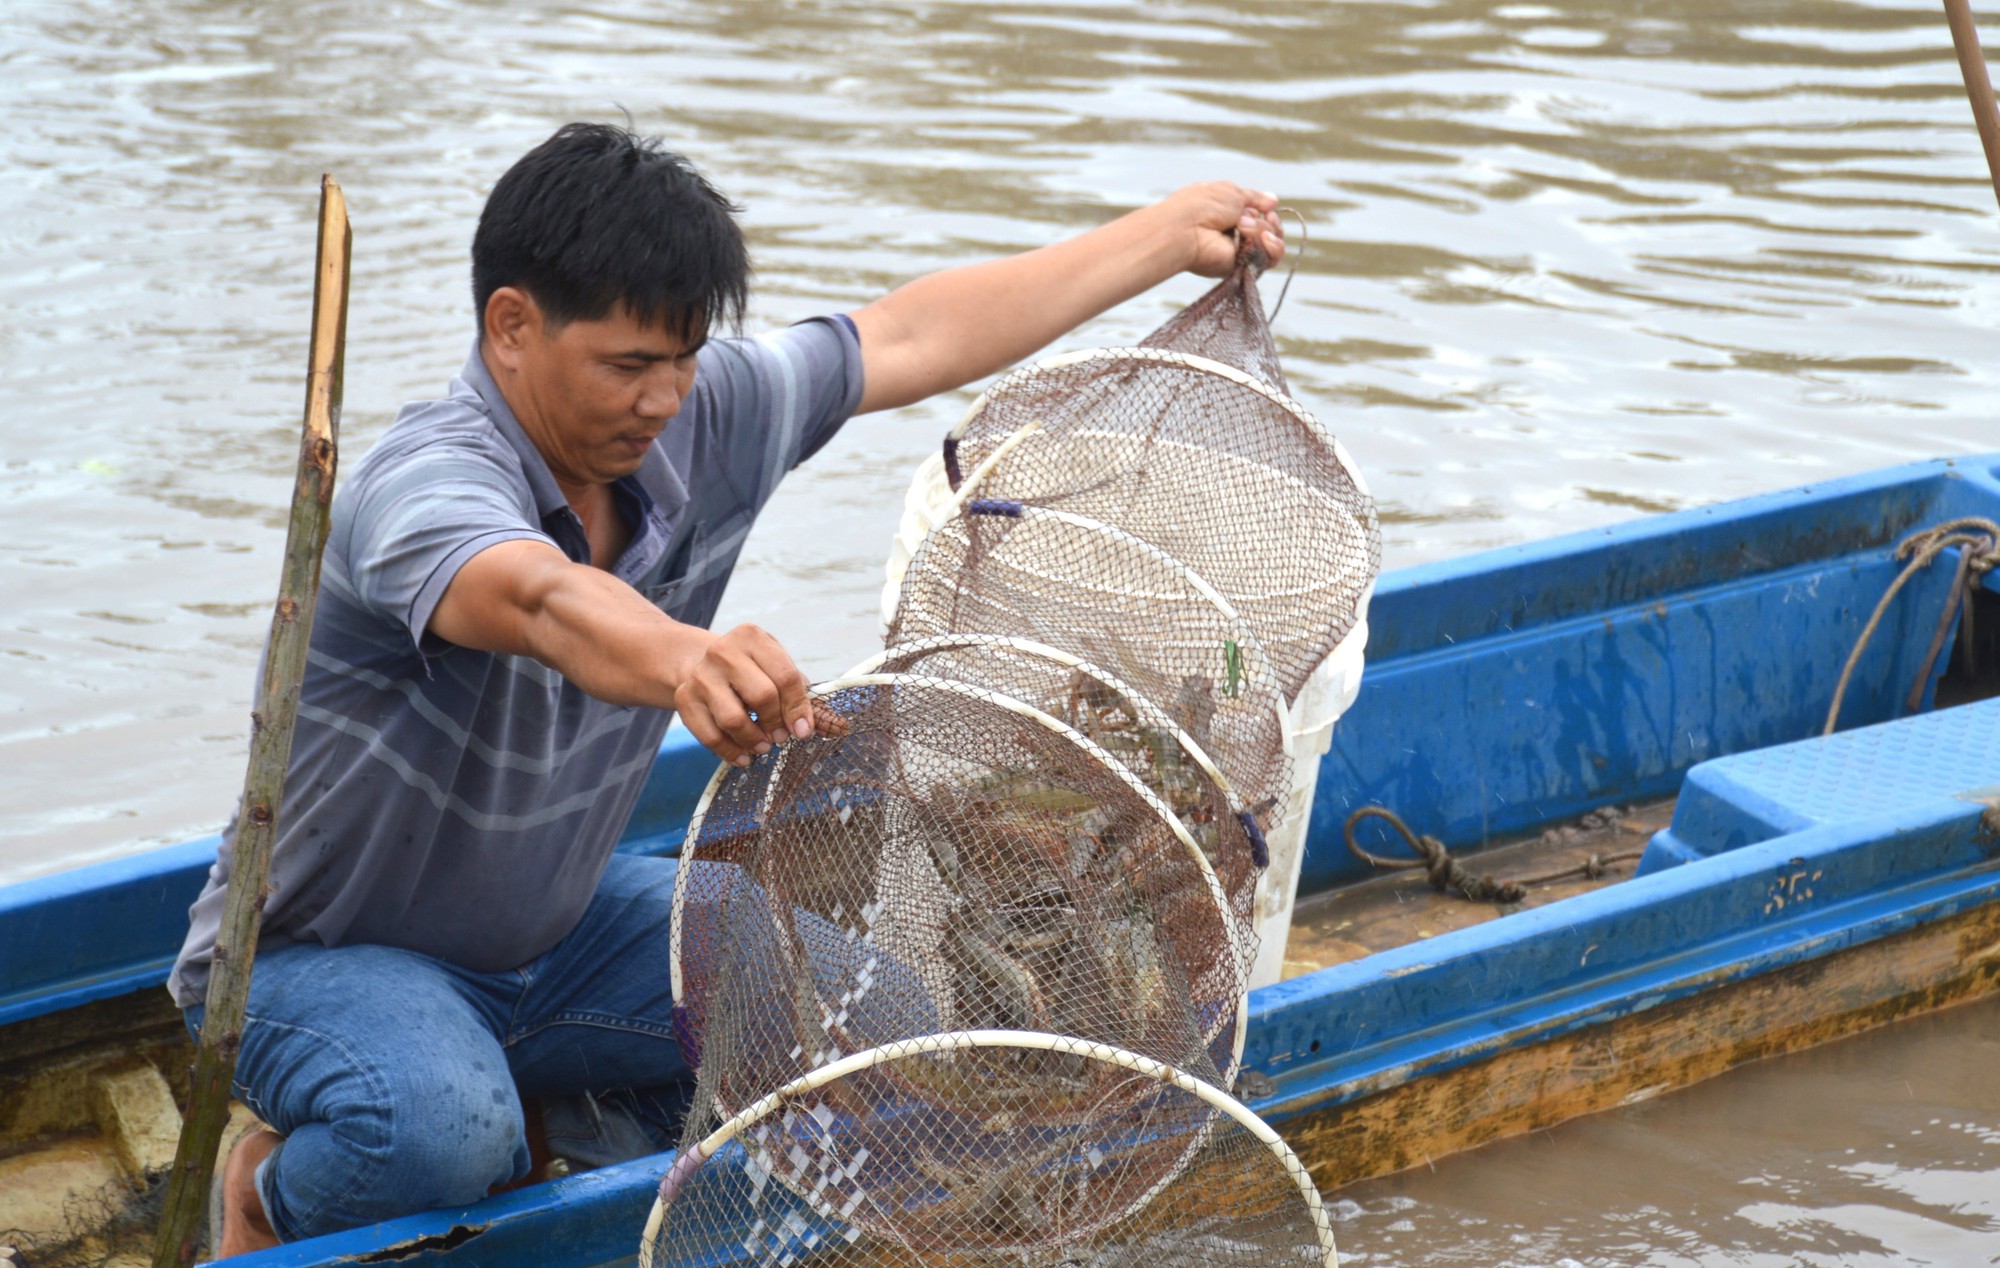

{"left": 849, "top": 632, "right": 1240, "bottom": 810}
{"left": 948, "top": 345, "right": 1373, "bottom": 501}
{"left": 668, "top": 673, "right": 1253, "bottom": 1069}
{"left": 850, "top": 636, "right": 1268, "bottom": 982}
{"left": 889, "top": 502, "right": 1298, "bottom": 798}
{"left": 668, "top": 673, "right": 1246, "bottom": 1010}
{"left": 636, "top": 1028, "right": 1338, "bottom": 1268}
{"left": 964, "top": 427, "right": 1374, "bottom": 606}
{"left": 943, "top": 348, "right": 1378, "bottom": 698}
{"left": 919, "top": 504, "right": 1269, "bottom": 661}
{"left": 749, "top": 671, "right": 1245, "bottom": 1063}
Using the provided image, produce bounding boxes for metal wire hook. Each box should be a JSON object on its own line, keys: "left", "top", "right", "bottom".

{"left": 1266, "top": 206, "right": 1307, "bottom": 325}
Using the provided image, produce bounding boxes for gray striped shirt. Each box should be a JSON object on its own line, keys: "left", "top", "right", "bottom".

{"left": 170, "top": 317, "right": 863, "bottom": 1007}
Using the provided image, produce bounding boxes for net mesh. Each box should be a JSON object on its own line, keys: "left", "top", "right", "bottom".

{"left": 884, "top": 504, "right": 1293, "bottom": 829}
{"left": 1140, "top": 263, "right": 1288, "bottom": 395}
{"left": 943, "top": 337, "right": 1377, "bottom": 702}
{"left": 860, "top": 635, "right": 1262, "bottom": 979}
{"left": 640, "top": 1032, "right": 1336, "bottom": 1268}
{"left": 671, "top": 675, "right": 1247, "bottom": 1133}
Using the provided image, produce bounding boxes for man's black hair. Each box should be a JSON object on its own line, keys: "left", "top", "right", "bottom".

{"left": 472, "top": 122, "right": 749, "bottom": 341}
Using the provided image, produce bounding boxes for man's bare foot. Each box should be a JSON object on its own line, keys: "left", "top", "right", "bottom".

{"left": 218, "top": 1127, "right": 284, "bottom": 1258}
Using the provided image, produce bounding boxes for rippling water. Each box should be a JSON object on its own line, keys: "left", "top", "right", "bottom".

{"left": 1330, "top": 995, "right": 2000, "bottom": 1266}
{"left": 3, "top": 0, "right": 1997, "bottom": 1258}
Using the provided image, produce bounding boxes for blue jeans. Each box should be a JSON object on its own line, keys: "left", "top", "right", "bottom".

{"left": 185, "top": 854, "right": 691, "bottom": 1242}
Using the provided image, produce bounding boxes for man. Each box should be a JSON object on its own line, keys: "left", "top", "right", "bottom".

{"left": 170, "top": 121, "right": 1283, "bottom": 1255}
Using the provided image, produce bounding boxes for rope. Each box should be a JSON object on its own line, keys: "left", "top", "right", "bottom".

{"left": 1343, "top": 806, "right": 1526, "bottom": 904}
{"left": 1508, "top": 848, "right": 1645, "bottom": 889}
{"left": 1823, "top": 517, "right": 2000, "bottom": 736}
{"left": 1344, "top": 806, "right": 1647, "bottom": 903}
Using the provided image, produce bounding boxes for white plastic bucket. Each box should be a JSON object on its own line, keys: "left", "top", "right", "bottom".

{"left": 1251, "top": 608, "right": 1367, "bottom": 989}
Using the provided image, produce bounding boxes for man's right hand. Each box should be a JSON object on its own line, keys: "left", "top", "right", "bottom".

{"left": 668, "top": 623, "right": 816, "bottom": 767}
{"left": 429, "top": 540, "right": 817, "bottom": 766}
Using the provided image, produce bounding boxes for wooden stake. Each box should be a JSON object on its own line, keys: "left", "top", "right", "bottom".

{"left": 1945, "top": 0, "right": 2000, "bottom": 209}
{"left": 152, "top": 175, "right": 350, "bottom": 1268}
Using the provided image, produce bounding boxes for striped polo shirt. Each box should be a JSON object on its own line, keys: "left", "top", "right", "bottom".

{"left": 169, "top": 316, "right": 863, "bottom": 1007}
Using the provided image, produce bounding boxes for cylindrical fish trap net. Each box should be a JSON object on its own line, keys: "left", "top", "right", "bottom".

{"left": 853, "top": 634, "right": 1264, "bottom": 977}
{"left": 650, "top": 257, "right": 1368, "bottom": 1267}
{"left": 670, "top": 675, "right": 1249, "bottom": 1128}
{"left": 639, "top": 1030, "right": 1337, "bottom": 1268}
{"left": 943, "top": 347, "right": 1379, "bottom": 704}
{"left": 885, "top": 503, "right": 1293, "bottom": 832}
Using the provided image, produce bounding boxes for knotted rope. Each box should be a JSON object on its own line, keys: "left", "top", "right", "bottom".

{"left": 1343, "top": 805, "right": 1526, "bottom": 904}
{"left": 1824, "top": 516, "right": 2000, "bottom": 736}
{"left": 1508, "top": 847, "right": 1645, "bottom": 889}
{"left": 1343, "top": 806, "right": 1644, "bottom": 903}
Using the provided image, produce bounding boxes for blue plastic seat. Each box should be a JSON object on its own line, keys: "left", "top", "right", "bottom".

{"left": 1641, "top": 696, "right": 2000, "bottom": 872}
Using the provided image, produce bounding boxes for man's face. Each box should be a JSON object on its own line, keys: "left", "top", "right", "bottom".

{"left": 487, "top": 290, "right": 702, "bottom": 489}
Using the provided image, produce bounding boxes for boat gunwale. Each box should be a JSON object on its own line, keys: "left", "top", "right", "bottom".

{"left": 1364, "top": 453, "right": 2000, "bottom": 662}
{"left": 1247, "top": 796, "right": 2000, "bottom": 1115}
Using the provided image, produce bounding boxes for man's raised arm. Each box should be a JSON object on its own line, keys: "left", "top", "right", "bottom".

{"left": 848, "top": 183, "right": 1283, "bottom": 415}
{"left": 428, "top": 540, "right": 813, "bottom": 767}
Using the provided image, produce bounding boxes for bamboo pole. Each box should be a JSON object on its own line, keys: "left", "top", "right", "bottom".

{"left": 152, "top": 175, "right": 350, "bottom": 1268}
{"left": 1944, "top": 0, "right": 2000, "bottom": 209}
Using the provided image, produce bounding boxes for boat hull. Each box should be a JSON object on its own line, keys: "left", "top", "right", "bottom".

{"left": 3, "top": 452, "right": 1998, "bottom": 1266}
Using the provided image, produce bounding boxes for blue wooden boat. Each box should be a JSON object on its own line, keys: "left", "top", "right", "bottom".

{"left": 4, "top": 452, "right": 1997, "bottom": 1266}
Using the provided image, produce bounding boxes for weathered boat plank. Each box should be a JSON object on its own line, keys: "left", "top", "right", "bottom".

{"left": 1283, "top": 892, "right": 2000, "bottom": 1190}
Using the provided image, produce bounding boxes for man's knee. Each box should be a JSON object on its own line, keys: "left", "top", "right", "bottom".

{"left": 368, "top": 1059, "right": 528, "bottom": 1206}
{"left": 269, "top": 1058, "right": 529, "bottom": 1237}
{"left": 225, "top": 942, "right": 531, "bottom": 1236}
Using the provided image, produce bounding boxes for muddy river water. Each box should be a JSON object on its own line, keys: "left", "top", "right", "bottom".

{"left": 2, "top": 0, "right": 1997, "bottom": 1260}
